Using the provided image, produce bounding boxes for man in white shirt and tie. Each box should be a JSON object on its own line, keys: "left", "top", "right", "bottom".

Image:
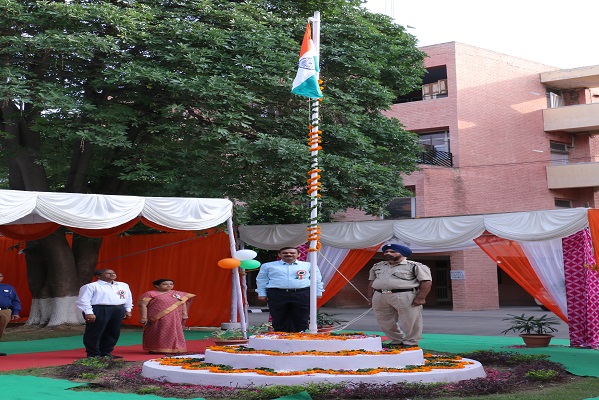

{"left": 76, "top": 269, "right": 133, "bottom": 358}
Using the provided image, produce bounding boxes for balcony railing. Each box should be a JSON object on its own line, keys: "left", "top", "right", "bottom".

{"left": 420, "top": 149, "right": 453, "bottom": 167}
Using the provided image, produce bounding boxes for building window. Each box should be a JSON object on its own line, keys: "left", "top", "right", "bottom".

{"left": 419, "top": 131, "right": 450, "bottom": 152}
{"left": 394, "top": 65, "right": 448, "bottom": 103}
{"left": 418, "top": 130, "right": 453, "bottom": 167}
{"left": 422, "top": 79, "right": 447, "bottom": 100}
{"left": 554, "top": 199, "right": 572, "bottom": 208}
{"left": 385, "top": 186, "right": 415, "bottom": 219}
{"left": 549, "top": 141, "right": 568, "bottom": 165}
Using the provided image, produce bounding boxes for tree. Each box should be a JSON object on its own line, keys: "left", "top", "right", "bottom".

{"left": 0, "top": 0, "right": 425, "bottom": 325}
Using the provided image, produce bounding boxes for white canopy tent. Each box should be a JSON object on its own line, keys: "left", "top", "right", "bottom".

{"left": 238, "top": 208, "right": 589, "bottom": 251}
{"left": 239, "top": 207, "right": 593, "bottom": 332}
{"left": 0, "top": 189, "right": 247, "bottom": 329}
{"left": 0, "top": 189, "right": 233, "bottom": 230}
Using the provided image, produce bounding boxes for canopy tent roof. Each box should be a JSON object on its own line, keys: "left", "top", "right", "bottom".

{"left": 0, "top": 189, "right": 233, "bottom": 233}
{"left": 238, "top": 208, "right": 590, "bottom": 251}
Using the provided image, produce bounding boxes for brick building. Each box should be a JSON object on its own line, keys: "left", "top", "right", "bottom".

{"left": 326, "top": 42, "right": 599, "bottom": 311}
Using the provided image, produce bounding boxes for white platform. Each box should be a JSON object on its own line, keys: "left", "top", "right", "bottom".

{"left": 204, "top": 348, "right": 425, "bottom": 371}
{"left": 142, "top": 356, "right": 486, "bottom": 387}
{"left": 142, "top": 334, "right": 486, "bottom": 387}
{"left": 248, "top": 334, "right": 383, "bottom": 352}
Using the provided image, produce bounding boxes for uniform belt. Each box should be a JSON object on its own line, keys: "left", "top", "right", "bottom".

{"left": 0, "top": 307, "right": 8, "bottom": 310}
{"left": 269, "top": 287, "right": 310, "bottom": 292}
{"left": 374, "top": 288, "right": 417, "bottom": 294}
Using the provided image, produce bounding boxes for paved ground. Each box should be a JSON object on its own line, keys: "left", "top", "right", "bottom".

{"left": 247, "top": 305, "right": 570, "bottom": 339}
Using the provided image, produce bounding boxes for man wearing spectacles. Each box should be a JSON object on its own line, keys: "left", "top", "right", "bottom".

{"left": 76, "top": 269, "right": 133, "bottom": 358}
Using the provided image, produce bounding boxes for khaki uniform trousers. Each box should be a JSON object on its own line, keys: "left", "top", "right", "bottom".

{"left": 0, "top": 309, "right": 12, "bottom": 340}
{"left": 372, "top": 291, "right": 423, "bottom": 346}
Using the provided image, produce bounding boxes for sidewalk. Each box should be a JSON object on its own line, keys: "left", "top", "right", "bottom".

{"left": 247, "top": 305, "right": 570, "bottom": 339}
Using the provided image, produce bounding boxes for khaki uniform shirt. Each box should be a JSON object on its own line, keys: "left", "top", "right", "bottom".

{"left": 368, "top": 259, "right": 432, "bottom": 290}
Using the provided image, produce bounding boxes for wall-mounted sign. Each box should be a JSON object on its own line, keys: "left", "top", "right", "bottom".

{"left": 450, "top": 270, "right": 465, "bottom": 280}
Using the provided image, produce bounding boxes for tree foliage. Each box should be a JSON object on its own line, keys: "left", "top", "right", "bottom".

{"left": 0, "top": 0, "right": 425, "bottom": 324}
{"left": 0, "top": 0, "right": 425, "bottom": 217}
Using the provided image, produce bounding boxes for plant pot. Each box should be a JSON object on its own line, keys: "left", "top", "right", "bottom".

{"left": 212, "top": 339, "right": 249, "bottom": 346}
{"left": 520, "top": 334, "right": 554, "bottom": 348}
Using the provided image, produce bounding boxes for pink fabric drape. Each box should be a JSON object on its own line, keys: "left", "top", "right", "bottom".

{"left": 562, "top": 229, "right": 599, "bottom": 348}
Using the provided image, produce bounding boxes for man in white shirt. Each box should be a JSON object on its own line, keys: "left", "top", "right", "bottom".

{"left": 76, "top": 269, "right": 133, "bottom": 358}
{"left": 256, "top": 247, "right": 324, "bottom": 332}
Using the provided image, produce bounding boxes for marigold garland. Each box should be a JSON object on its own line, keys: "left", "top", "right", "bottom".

{"left": 157, "top": 354, "right": 473, "bottom": 376}
{"left": 306, "top": 97, "right": 322, "bottom": 253}
{"left": 205, "top": 345, "right": 414, "bottom": 356}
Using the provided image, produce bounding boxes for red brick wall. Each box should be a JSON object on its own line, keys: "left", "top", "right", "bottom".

{"left": 331, "top": 42, "right": 595, "bottom": 311}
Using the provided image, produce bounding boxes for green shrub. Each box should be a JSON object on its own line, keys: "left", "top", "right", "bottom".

{"left": 526, "top": 369, "right": 560, "bottom": 381}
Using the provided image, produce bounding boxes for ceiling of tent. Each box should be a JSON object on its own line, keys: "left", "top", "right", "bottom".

{"left": 238, "top": 208, "right": 590, "bottom": 251}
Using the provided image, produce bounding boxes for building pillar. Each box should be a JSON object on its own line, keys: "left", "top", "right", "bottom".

{"left": 450, "top": 248, "right": 499, "bottom": 310}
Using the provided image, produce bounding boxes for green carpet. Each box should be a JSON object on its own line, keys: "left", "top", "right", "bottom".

{"left": 5, "top": 330, "right": 211, "bottom": 354}
{"left": 0, "top": 375, "right": 206, "bottom": 400}
{"left": 0, "top": 375, "right": 310, "bottom": 400}
{"left": 421, "top": 333, "right": 599, "bottom": 377}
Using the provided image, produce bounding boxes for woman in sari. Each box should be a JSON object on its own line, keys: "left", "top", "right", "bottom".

{"left": 138, "top": 279, "right": 195, "bottom": 354}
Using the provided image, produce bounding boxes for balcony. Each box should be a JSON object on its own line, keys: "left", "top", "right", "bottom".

{"left": 540, "top": 65, "right": 599, "bottom": 90}
{"left": 546, "top": 162, "right": 599, "bottom": 189}
{"left": 420, "top": 149, "right": 453, "bottom": 167}
{"left": 543, "top": 103, "right": 599, "bottom": 133}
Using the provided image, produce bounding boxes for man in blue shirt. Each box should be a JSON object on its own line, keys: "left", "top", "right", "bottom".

{"left": 256, "top": 247, "right": 324, "bottom": 332}
{"left": 0, "top": 272, "right": 22, "bottom": 356}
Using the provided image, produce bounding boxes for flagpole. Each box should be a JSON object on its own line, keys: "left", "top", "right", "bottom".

{"left": 308, "top": 11, "right": 320, "bottom": 334}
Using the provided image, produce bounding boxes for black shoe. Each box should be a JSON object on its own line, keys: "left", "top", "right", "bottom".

{"left": 0, "top": 352, "right": 6, "bottom": 356}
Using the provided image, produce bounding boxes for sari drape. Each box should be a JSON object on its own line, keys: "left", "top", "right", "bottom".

{"left": 140, "top": 290, "right": 195, "bottom": 353}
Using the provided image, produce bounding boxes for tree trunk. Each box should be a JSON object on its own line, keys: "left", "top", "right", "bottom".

{"left": 24, "top": 232, "right": 103, "bottom": 326}
{"left": 3, "top": 100, "right": 105, "bottom": 326}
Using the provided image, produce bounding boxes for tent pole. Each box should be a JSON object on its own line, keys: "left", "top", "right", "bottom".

{"left": 226, "top": 216, "right": 247, "bottom": 334}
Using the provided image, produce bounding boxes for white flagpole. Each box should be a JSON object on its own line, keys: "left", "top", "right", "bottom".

{"left": 308, "top": 11, "right": 321, "bottom": 334}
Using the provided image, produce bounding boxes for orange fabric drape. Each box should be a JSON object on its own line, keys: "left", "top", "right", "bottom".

{"left": 474, "top": 234, "right": 567, "bottom": 322}
{"left": 98, "top": 231, "right": 232, "bottom": 327}
{"left": 0, "top": 231, "right": 232, "bottom": 327}
{"left": 317, "top": 246, "right": 379, "bottom": 306}
{"left": 0, "top": 222, "right": 60, "bottom": 241}
{"left": 0, "top": 236, "right": 31, "bottom": 320}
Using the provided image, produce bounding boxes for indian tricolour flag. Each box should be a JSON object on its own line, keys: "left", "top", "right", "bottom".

{"left": 291, "top": 22, "right": 323, "bottom": 99}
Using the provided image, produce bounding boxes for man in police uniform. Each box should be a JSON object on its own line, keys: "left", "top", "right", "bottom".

{"left": 368, "top": 244, "right": 432, "bottom": 347}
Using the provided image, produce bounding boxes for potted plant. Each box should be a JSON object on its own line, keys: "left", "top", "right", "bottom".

{"left": 210, "top": 324, "right": 270, "bottom": 345}
{"left": 316, "top": 311, "right": 347, "bottom": 332}
{"left": 501, "top": 313, "right": 559, "bottom": 347}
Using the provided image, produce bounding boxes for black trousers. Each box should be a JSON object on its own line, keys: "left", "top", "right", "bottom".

{"left": 267, "top": 288, "right": 310, "bottom": 332}
{"left": 83, "top": 305, "right": 125, "bottom": 357}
